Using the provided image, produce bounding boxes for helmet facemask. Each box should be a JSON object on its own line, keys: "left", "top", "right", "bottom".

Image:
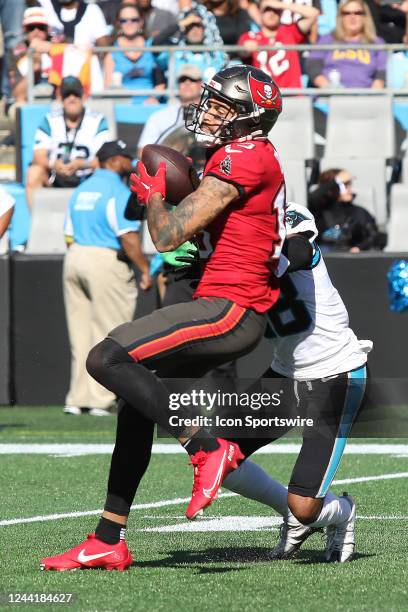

{"left": 185, "top": 85, "right": 263, "bottom": 147}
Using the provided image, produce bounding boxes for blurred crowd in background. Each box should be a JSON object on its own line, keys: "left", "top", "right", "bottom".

{"left": 2, "top": 0, "right": 408, "bottom": 110}
{"left": 1, "top": 0, "right": 408, "bottom": 255}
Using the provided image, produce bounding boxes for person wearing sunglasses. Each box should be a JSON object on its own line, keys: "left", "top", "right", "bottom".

{"left": 8, "top": 7, "right": 52, "bottom": 106}
{"left": 239, "top": 0, "right": 319, "bottom": 89}
{"left": 307, "top": 0, "right": 386, "bottom": 88}
{"left": 26, "top": 76, "right": 112, "bottom": 207}
{"left": 308, "top": 168, "right": 384, "bottom": 252}
{"left": 104, "top": 3, "right": 166, "bottom": 104}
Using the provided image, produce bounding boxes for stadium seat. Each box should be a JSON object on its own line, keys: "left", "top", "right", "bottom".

{"left": 386, "top": 184, "right": 408, "bottom": 251}
{"left": 26, "top": 188, "right": 73, "bottom": 254}
{"left": 269, "top": 97, "right": 314, "bottom": 205}
{"left": 324, "top": 95, "right": 395, "bottom": 159}
{"left": 88, "top": 99, "right": 117, "bottom": 139}
{"left": 321, "top": 97, "right": 397, "bottom": 227}
{"left": 321, "top": 96, "right": 396, "bottom": 226}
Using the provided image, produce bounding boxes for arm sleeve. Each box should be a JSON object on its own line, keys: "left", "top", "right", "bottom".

{"left": 91, "top": 116, "right": 112, "bottom": 156}
{"left": 151, "top": 22, "right": 180, "bottom": 45}
{"left": 33, "top": 115, "right": 52, "bottom": 150}
{"left": 374, "top": 39, "right": 387, "bottom": 80}
{"left": 204, "top": 144, "right": 264, "bottom": 198}
{"left": 111, "top": 187, "right": 141, "bottom": 236}
{"left": 289, "top": 23, "right": 307, "bottom": 44}
{"left": 308, "top": 180, "right": 339, "bottom": 214}
{"left": 89, "top": 4, "right": 111, "bottom": 40}
{"left": 353, "top": 208, "right": 379, "bottom": 250}
{"left": 152, "top": 64, "right": 166, "bottom": 86}
{"left": 282, "top": 234, "right": 314, "bottom": 272}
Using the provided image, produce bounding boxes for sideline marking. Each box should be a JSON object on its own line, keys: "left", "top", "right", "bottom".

{"left": 139, "top": 514, "right": 408, "bottom": 533}
{"left": 1, "top": 472, "right": 407, "bottom": 527}
{"left": 0, "top": 443, "right": 407, "bottom": 457}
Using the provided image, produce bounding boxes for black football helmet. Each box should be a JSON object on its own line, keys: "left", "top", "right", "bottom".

{"left": 185, "top": 65, "right": 282, "bottom": 146}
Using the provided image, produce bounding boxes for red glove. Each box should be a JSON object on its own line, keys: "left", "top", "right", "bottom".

{"left": 130, "top": 161, "right": 166, "bottom": 205}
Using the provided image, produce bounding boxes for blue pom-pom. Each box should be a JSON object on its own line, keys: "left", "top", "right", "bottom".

{"left": 387, "top": 260, "right": 408, "bottom": 313}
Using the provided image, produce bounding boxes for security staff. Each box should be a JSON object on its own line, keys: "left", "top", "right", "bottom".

{"left": 63, "top": 140, "right": 152, "bottom": 416}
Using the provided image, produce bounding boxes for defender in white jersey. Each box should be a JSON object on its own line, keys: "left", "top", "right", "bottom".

{"left": 223, "top": 203, "right": 372, "bottom": 562}
{"left": 270, "top": 203, "right": 372, "bottom": 380}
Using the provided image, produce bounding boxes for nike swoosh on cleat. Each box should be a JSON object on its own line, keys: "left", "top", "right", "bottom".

{"left": 77, "top": 550, "right": 115, "bottom": 563}
{"left": 202, "top": 450, "right": 227, "bottom": 499}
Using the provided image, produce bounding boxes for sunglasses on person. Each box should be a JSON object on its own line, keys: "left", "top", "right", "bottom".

{"left": 119, "top": 17, "right": 141, "bottom": 24}
{"left": 26, "top": 24, "right": 48, "bottom": 32}
{"left": 341, "top": 10, "right": 365, "bottom": 16}
{"left": 62, "top": 91, "right": 82, "bottom": 99}
{"left": 261, "top": 6, "right": 283, "bottom": 14}
{"left": 178, "top": 76, "right": 201, "bottom": 83}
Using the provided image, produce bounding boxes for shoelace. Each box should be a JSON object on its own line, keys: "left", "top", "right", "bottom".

{"left": 189, "top": 451, "right": 208, "bottom": 495}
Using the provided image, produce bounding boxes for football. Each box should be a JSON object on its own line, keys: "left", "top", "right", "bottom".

{"left": 142, "top": 144, "right": 201, "bottom": 205}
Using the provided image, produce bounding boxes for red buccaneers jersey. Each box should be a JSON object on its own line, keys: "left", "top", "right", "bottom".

{"left": 238, "top": 25, "right": 305, "bottom": 89}
{"left": 193, "top": 139, "right": 286, "bottom": 313}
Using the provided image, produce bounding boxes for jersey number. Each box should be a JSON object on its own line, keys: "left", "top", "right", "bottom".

{"left": 258, "top": 47, "right": 290, "bottom": 78}
{"left": 266, "top": 276, "right": 312, "bottom": 338}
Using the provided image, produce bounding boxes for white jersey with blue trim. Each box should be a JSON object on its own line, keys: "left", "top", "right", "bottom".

{"left": 34, "top": 107, "right": 111, "bottom": 178}
{"left": 267, "top": 203, "right": 372, "bottom": 380}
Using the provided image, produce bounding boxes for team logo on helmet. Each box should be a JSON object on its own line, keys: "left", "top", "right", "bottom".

{"left": 248, "top": 75, "right": 281, "bottom": 111}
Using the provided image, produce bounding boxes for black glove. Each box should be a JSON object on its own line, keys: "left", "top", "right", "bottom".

{"left": 173, "top": 248, "right": 201, "bottom": 282}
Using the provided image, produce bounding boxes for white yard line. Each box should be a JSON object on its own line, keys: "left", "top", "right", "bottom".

{"left": 0, "top": 443, "right": 408, "bottom": 457}
{"left": 1, "top": 472, "right": 407, "bottom": 527}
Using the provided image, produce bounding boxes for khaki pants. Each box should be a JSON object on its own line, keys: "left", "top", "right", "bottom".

{"left": 63, "top": 244, "right": 137, "bottom": 409}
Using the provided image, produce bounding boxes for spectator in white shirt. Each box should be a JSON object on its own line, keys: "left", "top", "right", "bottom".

{"left": 26, "top": 76, "right": 112, "bottom": 208}
{"left": 137, "top": 64, "right": 203, "bottom": 155}
{"left": 37, "top": 0, "right": 111, "bottom": 46}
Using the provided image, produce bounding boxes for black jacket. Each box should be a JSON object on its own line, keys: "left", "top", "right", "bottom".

{"left": 308, "top": 179, "right": 382, "bottom": 251}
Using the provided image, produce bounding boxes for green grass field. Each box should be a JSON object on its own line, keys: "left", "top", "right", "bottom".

{"left": 1, "top": 407, "right": 407, "bottom": 612}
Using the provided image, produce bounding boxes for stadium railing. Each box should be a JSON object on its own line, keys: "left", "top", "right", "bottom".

{"left": 24, "top": 43, "right": 408, "bottom": 104}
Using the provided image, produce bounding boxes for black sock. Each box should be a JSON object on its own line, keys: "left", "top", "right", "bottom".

{"left": 95, "top": 516, "right": 126, "bottom": 545}
{"left": 183, "top": 430, "right": 220, "bottom": 456}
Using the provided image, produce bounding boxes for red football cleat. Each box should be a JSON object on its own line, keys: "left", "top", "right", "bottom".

{"left": 186, "top": 438, "right": 244, "bottom": 520}
{"left": 40, "top": 534, "right": 133, "bottom": 572}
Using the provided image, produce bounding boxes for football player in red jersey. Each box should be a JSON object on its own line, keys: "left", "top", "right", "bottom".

{"left": 239, "top": 0, "right": 319, "bottom": 89}
{"left": 40, "top": 66, "right": 286, "bottom": 571}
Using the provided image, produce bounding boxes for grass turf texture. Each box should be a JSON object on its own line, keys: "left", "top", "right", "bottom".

{"left": 1, "top": 407, "right": 407, "bottom": 612}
